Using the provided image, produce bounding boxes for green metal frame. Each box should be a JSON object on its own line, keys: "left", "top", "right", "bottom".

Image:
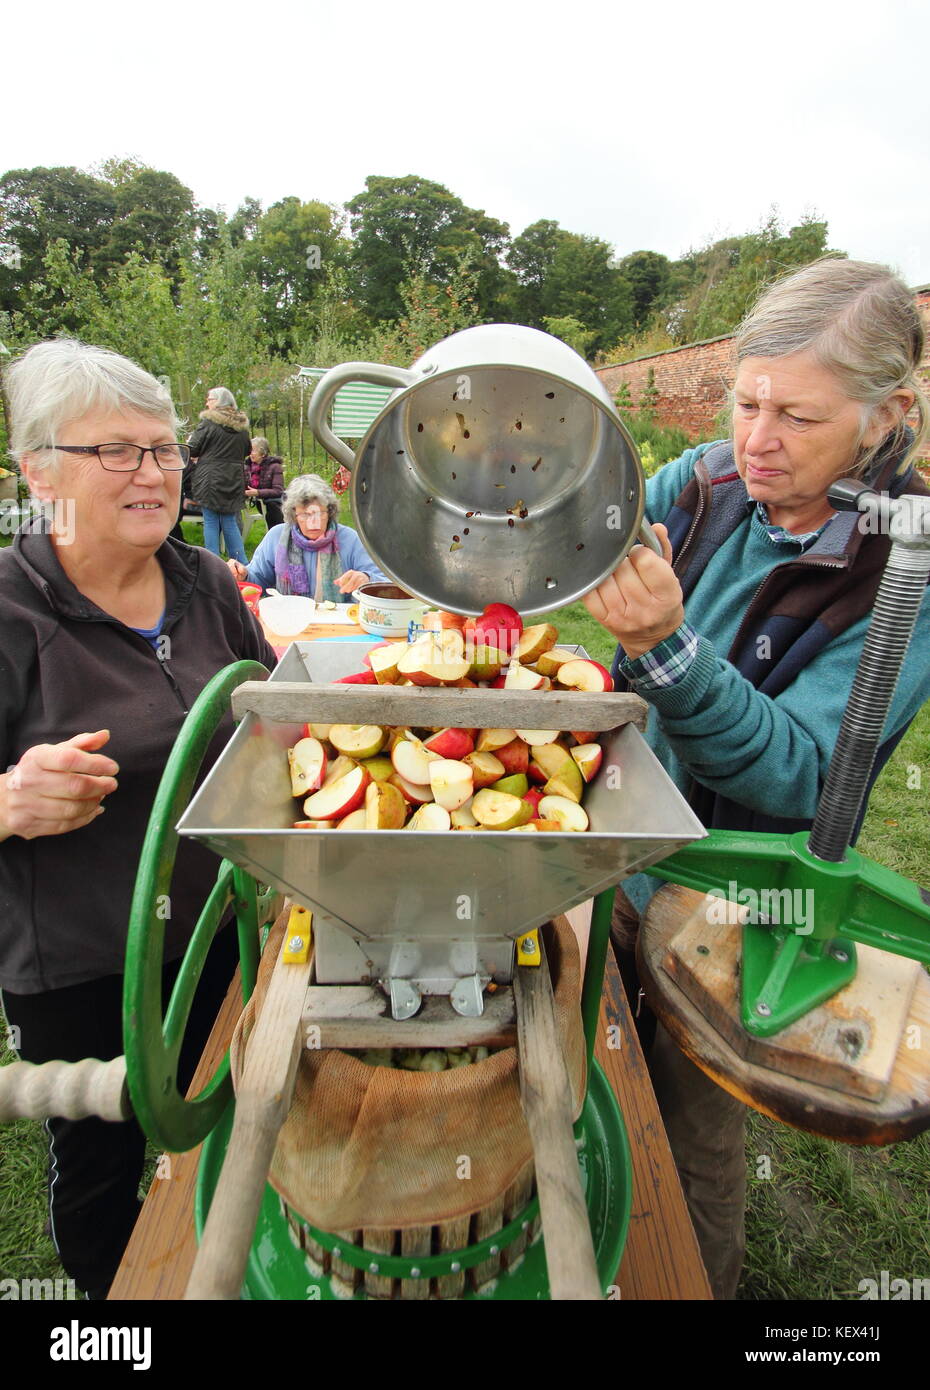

{"left": 122, "top": 660, "right": 268, "bottom": 1153}
{"left": 645, "top": 830, "right": 930, "bottom": 1036}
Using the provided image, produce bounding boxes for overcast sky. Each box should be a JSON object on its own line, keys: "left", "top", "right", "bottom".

{"left": 5, "top": 0, "right": 930, "bottom": 285}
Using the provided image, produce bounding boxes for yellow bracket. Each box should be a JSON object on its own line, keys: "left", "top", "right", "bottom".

{"left": 283, "top": 905, "right": 313, "bottom": 963}
{"left": 516, "top": 929, "right": 540, "bottom": 967}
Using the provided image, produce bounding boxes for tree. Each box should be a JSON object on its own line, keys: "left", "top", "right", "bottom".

{"left": 543, "top": 315, "right": 597, "bottom": 358}
{"left": 616, "top": 250, "right": 671, "bottom": 328}
{"left": 103, "top": 168, "right": 198, "bottom": 288}
{"left": 240, "top": 197, "right": 350, "bottom": 351}
{"left": 346, "top": 175, "right": 509, "bottom": 323}
{"left": 543, "top": 233, "right": 634, "bottom": 355}
{"left": 0, "top": 167, "right": 116, "bottom": 316}
{"left": 508, "top": 219, "right": 566, "bottom": 326}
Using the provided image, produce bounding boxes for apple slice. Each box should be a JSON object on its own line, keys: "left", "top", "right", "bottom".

{"left": 515, "top": 729, "right": 559, "bottom": 745}
{"left": 337, "top": 808, "right": 368, "bottom": 829}
{"left": 493, "top": 772, "right": 529, "bottom": 798}
{"left": 538, "top": 795, "right": 589, "bottom": 831}
{"left": 391, "top": 737, "right": 438, "bottom": 786}
{"left": 287, "top": 737, "right": 327, "bottom": 797}
{"left": 516, "top": 623, "right": 559, "bottom": 664}
{"left": 571, "top": 743, "right": 604, "bottom": 783}
{"left": 407, "top": 803, "right": 452, "bottom": 831}
{"left": 556, "top": 658, "right": 613, "bottom": 692}
{"left": 504, "top": 660, "right": 546, "bottom": 691}
{"left": 508, "top": 824, "right": 537, "bottom": 833}
{"left": 362, "top": 641, "right": 394, "bottom": 669}
{"left": 472, "top": 788, "right": 534, "bottom": 830}
{"left": 304, "top": 723, "right": 331, "bottom": 741}
{"left": 422, "top": 609, "right": 467, "bottom": 632}
{"left": 523, "top": 787, "right": 544, "bottom": 813}
{"left": 369, "top": 644, "right": 404, "bottom": 684}
{"left": 365, "top": 779, "right": 408, "bottom": 829}
{"left": 465, "top": 645, "right": 509, "bottom": 681}
{"left": 475, "top": 728, "right": 518, "bottom": 753}
{"left": 530, "top": 818, "right": 564, "bottom": 832}
{"left": 388, "top": 772, "right": 434, "bottom": 805}
{"left": 424, "top": 727, "right": 475, "bottom": 760}
{"left": 450, "top": 799, "right": 478, "bottom": 828}
{"left": 428, "top": 759, "right": 474, "bottom": 811}
{"left": 529, "top": 744, "right": 572, "bottom": 781}
{"left": 535, "top": 648, "right": 577, "bottom": 677}
{"left": 303, "top": 765, "right": 370, "bottom": 820}
{"left": 330, "top": 724, "right": 387, "bottom": 760}
{"left": 322, "top": 754, "right": 358, "bottom": 787}
{"left": 359, "top": 756, "right": 394, "bottom": 782}
{"left": 293, "top": 819, "right": 336, "bottom": 829}
{"left": 397, "top": 640, "right": 470, "bottom": 686}
{"left": 463, "top": 751, "right": 506, "bottom": 789}
{"left": 493, "top": 738, "right": 529, "bottom": 775}
{"left": 544, "top": 757, "right": 584, "bottom": 803}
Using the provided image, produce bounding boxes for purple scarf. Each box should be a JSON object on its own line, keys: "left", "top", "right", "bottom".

{"left": 274, "top": 525, "right": 342, "bottom": 601}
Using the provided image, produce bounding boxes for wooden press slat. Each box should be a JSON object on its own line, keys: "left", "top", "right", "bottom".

{"left": 303, "top": 985, "right": 516, "bottom": 1049}
{"left": 231, "top": 680, "right": 647, "bottom": 732}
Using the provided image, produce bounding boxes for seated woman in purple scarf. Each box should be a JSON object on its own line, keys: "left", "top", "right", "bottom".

{"left": 228, "top": 472, "right": 387, "bottom": 600}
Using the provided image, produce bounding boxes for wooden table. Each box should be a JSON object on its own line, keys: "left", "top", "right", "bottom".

{"left": 109, "top": 620, "right": 711, "bottom": 1300}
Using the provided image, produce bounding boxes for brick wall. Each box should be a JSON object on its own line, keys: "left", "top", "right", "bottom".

{"left": 596, "top": 287, "right": 930, "bottom": 455}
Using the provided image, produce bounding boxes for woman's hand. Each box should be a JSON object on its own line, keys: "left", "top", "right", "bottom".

{"left": 336, "top": 570, "right": 368, "bottom": 594}
{"left": 228, "top": 559, "right": 249, "bottom": 581}
{"left": 244, "top": 487, "right": 258, "bottom": 499}
{"left": 0, "top": 731, "right": 119, "bottom": 842}
{"left": 583, "top": 524, "right": 685, "bottom": 660}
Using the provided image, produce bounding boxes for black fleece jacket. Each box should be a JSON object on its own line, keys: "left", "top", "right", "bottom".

{"left": 0, "top": 525, "right": 276, "bottom": 992}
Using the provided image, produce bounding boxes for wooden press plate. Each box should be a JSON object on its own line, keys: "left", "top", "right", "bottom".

{"left": 637, "top": 883, "right": 930, "bottom": 1145}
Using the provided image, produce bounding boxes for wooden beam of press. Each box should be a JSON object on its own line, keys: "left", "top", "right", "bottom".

{"left": 514, "top": 935, "right": 603, "bottom": 1301}
{"left": 184, "top": 941, "right": 314, "bottom": 1301}
{"left": 303, "top": 986, "right": 516, "bottom": 1049}
{"left": 231, "top": 681, "right": 647, "bottom": 733}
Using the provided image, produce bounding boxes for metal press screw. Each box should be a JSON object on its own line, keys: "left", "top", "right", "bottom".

{"left": 756, "top": 1003, "right": 771, "bottom": 1017}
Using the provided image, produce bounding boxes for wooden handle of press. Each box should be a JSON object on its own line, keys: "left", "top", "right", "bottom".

{"left": 0, "top": 1057, "right": 130, "bottom": 1123}
{"left": 515, "top": 937, "right": 603, "bottom": 1300}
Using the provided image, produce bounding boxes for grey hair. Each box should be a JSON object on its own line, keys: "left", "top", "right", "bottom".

{"left": 5, "top": 339, "right": 180, "bottom": 470}
{"left": 283, "top": 473, "right": 339, "bottom": 529}
{"left": 207, "top": 387, "right": 237, "bottom": 409}
{"left": 250, "top": 436, "right": 271, "bottom": 456}
{"left": 734, "top": 256, "right": 928, "bottom": 478}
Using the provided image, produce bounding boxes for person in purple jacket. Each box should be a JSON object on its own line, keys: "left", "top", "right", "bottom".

{"left": 229, "top": 472, "right": 387, "bottom": 599}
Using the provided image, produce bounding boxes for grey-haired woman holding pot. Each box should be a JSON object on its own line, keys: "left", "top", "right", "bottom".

{"left": 229, "top": 472, "right": 388, "bottom": 598}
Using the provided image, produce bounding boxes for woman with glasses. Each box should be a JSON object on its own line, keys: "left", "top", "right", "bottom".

{"left": 243, "top": 436, "right": 285, "bottom": 530}
{"left": 228, "top": 472, "right": 387, "bottom": 599}
{"left": 186, "top": 386, "right": 251, "bottom": 564}
{"left": 0, "top": 339, "right": 276, "bottom": 1298}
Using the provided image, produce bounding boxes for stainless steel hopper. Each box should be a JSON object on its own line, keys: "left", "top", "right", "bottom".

{"left": 178, "top": 641, "right": 705, "bottom": 1011}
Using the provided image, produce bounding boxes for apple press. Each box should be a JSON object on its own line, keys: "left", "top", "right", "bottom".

{"left": 306, "top": 323, "right": 663, "bottom": 616}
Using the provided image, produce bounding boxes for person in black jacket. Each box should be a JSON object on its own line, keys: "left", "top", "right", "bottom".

{"left": 244, "top": 436, "right": 284, "bottom": 529}
{"left": 186, "top": 387, "right": 251, "bottom": 562}
{"left": 0, "top": 339, "right": 276, "bottom": 1297}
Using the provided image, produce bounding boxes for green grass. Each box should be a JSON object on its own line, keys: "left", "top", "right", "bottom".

{"left": 2, "top": 534, "right": 929, "bottom": 1299}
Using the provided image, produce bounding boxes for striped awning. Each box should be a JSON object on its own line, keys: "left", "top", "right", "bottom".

{"left": 299, "top": 367, "right": 394, "bottom": 441}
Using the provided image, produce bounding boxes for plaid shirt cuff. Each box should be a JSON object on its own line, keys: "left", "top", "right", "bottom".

{"left": 618, "top": 622, "right": 700, "bottom": 690}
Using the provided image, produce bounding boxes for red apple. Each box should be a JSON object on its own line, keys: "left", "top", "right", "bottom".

{"left": 538, "top": 795, "right": 589, "bottom": 831}
{"left": 287, "top": 737, "right": 327, "bottom": 797}
{"left": 472, "top": 788, "right": 534, "bottom": 830}
{"left": 535, "top": 648, "right": 577, "bottom": 677}
{"left": 494, "top": 738, "right": 529, "bottom": 775}
{"left": 391, "top": 737, "right": 438, "bottom": 786}
{"left": 406, "top": 803, "right": 452, "bottom": 831}
{"left": 330, "top": 724, "right": 387, "bottom": 760}
{"left": 322, "top": 754, "right": 358, "bottom": 787}
{"left": 475, "top": 728, "right": 518, "bottom": 752}
{"left": 515, "top": 623, "right": 558, "bottom": 665}
{"left": 474, "top": 603, "right": 523, "bottom": 653}
{"left": 556, "top": 659, "right": 613, "bottom": 693}
{"left": 463, "top": 751, "right": 507, "bottom": 789}
{"left": 303, "top": 765, "right": 371, "bottom": 820}
{"left": 428, "top": 759, "right": 474, "bottom": 811}
{"left": 571, "top": 743, "right": 604, "bottom": 783}
{"left": 369, "top": 644, "right": 404, "bottom": 684}
{"left": 336, "top": 808, "right": 368, "bottom": 829}
{"left": 503, "top": 660, "right": 545, "bottom": 691}
{"left": 424, "top": 728, "right": 475, "bottom": 760}
{"left": 334, "top": 670, "right": 378, "bottom": 685}
{"left": 388, "top": 772, "right": 435, "bottom": 805}
{"left": 365, "top": 779, "right": 408, "bottom": 829}
{"left": 362, "top": 641, "right": 394, "bottom": 669}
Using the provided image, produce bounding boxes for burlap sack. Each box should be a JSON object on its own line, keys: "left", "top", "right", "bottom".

{"left": 231, "top": 916, "right": 586, "bottom": 1231}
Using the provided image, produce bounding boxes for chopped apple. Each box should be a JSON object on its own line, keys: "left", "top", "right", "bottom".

{"left": 322, "top": 754, "right": 358, "bottom": 787}
{"left": 465, "top": 645, "right": 509, "bottom": 681}
{"left": 330, "top": 724, "right": 387, "bottom": 760}
{"left": 493, "top": 772, "right": 529, "bottom": 798}
{"left": 334, "top": 670, "right": 378, "bottom": 684}
{"left": 535, "top": 648, "right": 577, "bottom": 677}
{"left": 529, "top": 744, "right": 571, "bottom": 781}
{"left": 571, "top": 743, "right": 604, "bottom": 783}
{"left": 475, "top": 728, "right": 518, "bottom": 752}
{"left": 292, "top": 819, "right": 336, "bottom": 829}
{"left": 471, "top": 788, "right": 534, "bottom": 830}
{"left": 388, "top": 772, "right": 434, "bottom": 805}
{"left": 428, "top": 759, "right": 474, "bottom": 811}
{"left": 544, "top": 757, "right": 584, "bottom": 803}
{"left": 303, "top": 723, "right": 331, "bottom": 741}
{"left": 421, "top": 610, "right": 467, "bottom": 632}
{"left": 538, "top": 795, "right": 589, "bottom": 831}
{"left": 365, "top": 780, "right": 408, "bottom": 829}
{"left": 450, "top": 799, "right": 479, "bottom": 828}
{"left": 424, "top": 727, "right": 475, "bottom": 760}
{"left": 407, "top": 803, "right": 452, "bottom": 830}
{"left": 397, "top": 638, "right": 470, "bottom": 686}
{"left": 503, "top": 660, "right": 546, "bottom": 691}
{"left": 362, "top": 641, "right": 394, "bottom": 669}
{"left": 530, "top": 818, "right": 564, "bottom": 832}
{"left": 303, "top": 765, "right": 371, "bottom": 820}
{"left": 514, "top": 729, "right": 559, "bottom": 745}
{"left": 287, "top": 737, "right": 327, "bottom": 797}
{"left": 508, "top": 824, "right": 537, "bottom": 833}
{"left": 391, "top": 737, "right": 439, "bottom": 786}
{"left": 336, "top": 808, "right": 368, "bottom": 829}
{"left": 570, "top": 730, "right": 598, "bottom": 744}
{"left": 523, "top": 787, "right": 544, "bottom": 813}
{"left": 556, "top": 658, "right": 613, "bottom": 693}
{"left": 494, "top": 738, "right": 530, "bottom": 775}
{"left": 516, "top": 623, "right": 559, "bottom": 664}
{"left": 463, "top": 751, "right": 506, "bottom": 789}
{"left": 359, "top": 756, "right": 394, "bottom": 782}
{"left": 369, "top": 644, "right": 404, "bottom": 684}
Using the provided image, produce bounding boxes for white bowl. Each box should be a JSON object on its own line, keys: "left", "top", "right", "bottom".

{"left": 352, "top": 583, "right": 427, "bottom": 638}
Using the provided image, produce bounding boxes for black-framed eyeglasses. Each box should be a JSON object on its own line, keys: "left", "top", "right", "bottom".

{"left": 46, "top": 443, "right": 191, "bottom": 472}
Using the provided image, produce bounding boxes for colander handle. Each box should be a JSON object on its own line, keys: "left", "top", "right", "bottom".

{"left": 306, "top": 362, "right": 417, "bottom": 469}
{"left": 638, "top": 518, "right": 663, "bottom": 555}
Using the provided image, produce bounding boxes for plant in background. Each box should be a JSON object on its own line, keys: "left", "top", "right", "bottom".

{"left": 614, "top": 380, "right": 633, "bottom": 412}
{"left": 543, "top": 315, "right": 597, "bottom": 359}
{"left": 638, "top": 367, "right": 659, "bottom": 419}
